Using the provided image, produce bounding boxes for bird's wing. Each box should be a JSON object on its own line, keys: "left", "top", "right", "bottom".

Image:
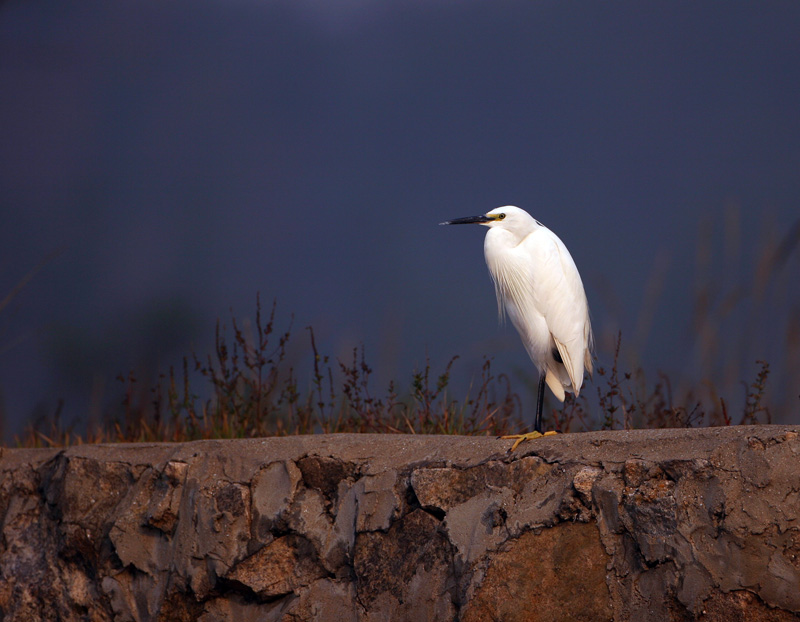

{"left": 485, "top": 236, "right": 549, "bottom": 357}
{"left": 526, "top": 229, "right": 592, "bottom": 393}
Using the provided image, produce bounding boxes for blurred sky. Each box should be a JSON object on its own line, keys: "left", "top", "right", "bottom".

{"left": 1, "top": 0, "right": 799, "bottom": 440}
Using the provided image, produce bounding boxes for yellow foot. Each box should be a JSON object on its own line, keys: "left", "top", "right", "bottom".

{"left": 501, "top": 430, "right": 558, "bottom": 452}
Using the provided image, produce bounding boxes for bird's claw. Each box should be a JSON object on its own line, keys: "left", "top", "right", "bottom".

{"left": 501, "top": 430, "right": 557, "bottom": 452}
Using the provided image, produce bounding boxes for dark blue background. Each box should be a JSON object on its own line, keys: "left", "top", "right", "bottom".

{"left": 2, "top": 1, "right": 799, "bottom": 439}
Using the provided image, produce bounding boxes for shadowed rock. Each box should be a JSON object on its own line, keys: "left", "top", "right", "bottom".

{"left": 1, "top": 426, "right": 799, "bottom": 620}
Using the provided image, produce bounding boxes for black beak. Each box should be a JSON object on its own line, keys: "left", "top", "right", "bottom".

{"left": 439, "top": 215, "right": 492, "bottom": 226}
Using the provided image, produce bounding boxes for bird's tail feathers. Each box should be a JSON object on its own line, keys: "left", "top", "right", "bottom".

{"left": 544, "top": 370, "right": 566, "bottom": 402}
{"left": 551, "top": 337, "right": 586, "bottom": 396}
{"left": 584, "top": 318, "right": 595, "bottom": 376}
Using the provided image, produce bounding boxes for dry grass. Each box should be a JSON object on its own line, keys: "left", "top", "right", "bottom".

{"left": 18, "top": 300, "right": 778, "bottom": 448}
{"left": 547, "top": 332, "right": 772, "bottom": 434}
{"left": 18, "top": 297, "right": 526, "bottom": 447}
{"left": 11, "top": 207, "right": 799, "bottom": 447}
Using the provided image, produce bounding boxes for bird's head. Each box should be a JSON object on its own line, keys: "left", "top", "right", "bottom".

{"left": 439, "top": 205, "right": 538, "bottom": 233}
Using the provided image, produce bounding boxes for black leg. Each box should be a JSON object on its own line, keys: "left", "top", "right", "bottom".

{"left": 534, "top": 375, "right": 545, "bottom": 433}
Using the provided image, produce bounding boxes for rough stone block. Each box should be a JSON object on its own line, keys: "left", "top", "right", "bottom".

{"left": 1, "top": 426, "right": 800, "bottom": 621}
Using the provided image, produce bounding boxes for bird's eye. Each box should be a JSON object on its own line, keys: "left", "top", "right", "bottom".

{"left": 498, "top": 213, "right": 506, "bottom": 220}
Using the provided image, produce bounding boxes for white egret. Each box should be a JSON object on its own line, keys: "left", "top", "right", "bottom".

{"left": 440, "top": 206, "right": 593, "bottom": 450}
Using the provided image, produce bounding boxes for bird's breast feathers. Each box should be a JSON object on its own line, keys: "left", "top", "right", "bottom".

{"left": 484, "top": 226, "right": 591, "bottom": 390}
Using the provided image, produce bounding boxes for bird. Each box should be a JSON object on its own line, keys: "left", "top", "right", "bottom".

{"left": 440, "top": 206, "right": 593, "bottom": 450}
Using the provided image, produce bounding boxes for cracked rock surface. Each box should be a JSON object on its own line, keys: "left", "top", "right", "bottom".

{"left": 1, "top": 426, "right": 799, "bottom": 621}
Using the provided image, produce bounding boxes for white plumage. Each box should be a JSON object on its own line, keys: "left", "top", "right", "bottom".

{"left": 441, "top": 205, "right": 593, "bottom": 439}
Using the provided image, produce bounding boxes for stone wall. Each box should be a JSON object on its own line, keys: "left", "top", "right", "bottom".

{"left": 1, "top": 426, "right": 799, "bottom": 621}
